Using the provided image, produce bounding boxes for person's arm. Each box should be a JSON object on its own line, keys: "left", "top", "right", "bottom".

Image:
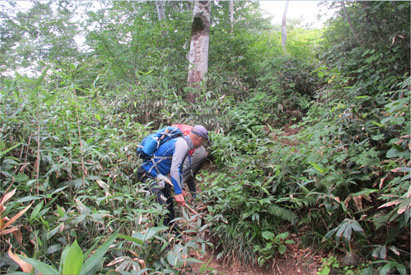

{"left": 169, "top": 137, "right": 189, "bottom": 195}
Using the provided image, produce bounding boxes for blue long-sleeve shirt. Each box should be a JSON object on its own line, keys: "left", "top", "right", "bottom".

{"left": 142, "top": 135, "right": 193, "bottom": 194}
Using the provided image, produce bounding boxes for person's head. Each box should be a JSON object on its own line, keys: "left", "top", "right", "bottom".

{"left": 188, "top": 125, "right": 210, "bottom": 149}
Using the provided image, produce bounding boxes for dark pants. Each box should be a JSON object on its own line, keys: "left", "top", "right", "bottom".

{"left": 183, "top": 146, "right": 207, "bottom": 198}
{"left": 137, "top": 167, "right": 178, "bottom": 231}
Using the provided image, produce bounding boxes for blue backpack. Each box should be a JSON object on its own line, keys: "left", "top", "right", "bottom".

{"left": 136, "top": 126, "right": 184, "bottom": 160}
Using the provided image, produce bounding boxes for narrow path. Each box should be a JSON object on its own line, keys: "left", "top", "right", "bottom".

{"left": 185, "top": 236, "right": 322, "bottom": 274}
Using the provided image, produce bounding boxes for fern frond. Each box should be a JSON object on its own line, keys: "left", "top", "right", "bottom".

{"left": 267, "top": 204, "right": 297, "bottom": 223}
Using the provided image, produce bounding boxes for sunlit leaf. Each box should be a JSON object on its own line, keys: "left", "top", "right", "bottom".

{"left": 261, "top": 231, "right": 274, "bottom": 240}
{"left": 63, "top": 240, "right": 83, "bottom": 275}
{"left": 310, "top": 162, "right": 324, "bottom": 174}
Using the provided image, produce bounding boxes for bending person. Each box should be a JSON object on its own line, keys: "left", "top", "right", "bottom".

{"left": 172, "top": 124, "right": 208, "bottom": 200}
{"left": 137, "top": 125, "right": 209, "bottom": 235}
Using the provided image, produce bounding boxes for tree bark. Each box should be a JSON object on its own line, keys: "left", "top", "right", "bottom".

{"left": 155, "top": 1, "right": 168, "bottom": 36}
{"left": 186, "top": 1, "right": 211, "bottom": 103}
{"left": 341, "top": 2, "right": 362, "bottom": 44}
{"left": 281, "top": 1, "right": 289, "bottom": 52}
{"left": 229, "top": 0, "right": 234, "bottom": 33}
{"left": 155, "top": 1, "right": 166, "bottom": 21}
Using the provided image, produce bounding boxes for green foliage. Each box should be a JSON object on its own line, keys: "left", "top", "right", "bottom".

{"left": 317, "top": 256, "right": 340, "bottom": 275}
{"left": 200, "top": 2, "right": 410, "bottom": 266}
{"left": 0, "top": 2, "right": 82, "bottom": 77}
{"left": 0, "top": 68, "right": 208, "bottom": 274}
{"left": 1, "top": 0, "right": 410, "bottom": 273}
{"left": 321, "top": 1, "right": 410, "bottom": 82}
{"left": 19, "top": 234, "right": 117, "bottom": 275}
{"left": 256, "top": 55, "right": 321, "bottom": 126}
{"left": 317, "top": 255, "right": 368, "bottom": 275}
{"left": 254, "top": 231, "right": 295, "bottom": 267}
{"left": 323, "top": 218, "right": 365, "bottom": 250}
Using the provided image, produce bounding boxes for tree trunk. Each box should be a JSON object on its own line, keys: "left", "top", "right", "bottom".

{"left": 281, "top": 1, "right": 289, "bottom": 52}
{"left": 155, "top": 1, "right": 166, "bottom": 21}
{"left": 229, "top": 0, "right": 234, "bottom": 33}
{"left": 341, "top": 2, "right": 362, "bottom": 44}
{"left": 186, "top": 1, "right": 211, "bottom": 103}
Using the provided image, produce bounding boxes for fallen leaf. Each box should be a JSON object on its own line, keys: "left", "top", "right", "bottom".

{"left": 8, "top": 247, "right": 32, "bottom": 273}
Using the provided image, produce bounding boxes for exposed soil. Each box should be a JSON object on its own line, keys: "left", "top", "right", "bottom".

{"left": 265, "top": 125, "right": 303, "bottom": 147}
{"left": 185, "top": 237, "right": 322, "bottom": 275}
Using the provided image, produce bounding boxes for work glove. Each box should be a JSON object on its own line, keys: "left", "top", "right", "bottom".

{"left": 175, "top": 193, "right": 185, "bottom": 206}
{"left": 155, "top": 174, "right": 170, "bottom": 189}
{"left": 156, "top": 179, "right": 165, "bottom": 189}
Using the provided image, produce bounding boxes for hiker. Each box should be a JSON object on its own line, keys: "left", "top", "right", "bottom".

{"left": 136, "top": 125, "right": 210, "bottom": 235}
{"left": 172, "top": 124, "right": 208, "bottom": 200}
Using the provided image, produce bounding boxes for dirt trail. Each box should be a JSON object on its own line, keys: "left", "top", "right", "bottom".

{"left": 183, "top": 233, "right": 322, "bottom": 275}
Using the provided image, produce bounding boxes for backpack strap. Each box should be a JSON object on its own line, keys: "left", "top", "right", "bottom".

{"left": 147, "top": 155, "right": 172, "bottom": 174}
{"left": 146, "top": 135, "right": 191, "bottom": 175}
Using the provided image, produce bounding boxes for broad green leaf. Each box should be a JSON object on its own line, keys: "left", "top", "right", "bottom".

{"left": 336, "top": 223, "right": 348, "bottom": 240}
{"left": 380, "top": 261, "right": 406, "bottom": 275}
{"left": 391, "top": 167, "right": 411, "bottom": 173}
{"left": 106, "top": 270, "right": 122, "bottom": 275}
{"left": 350, "top": 221, "right": 365, "bottom": 234}
{"left": 11, "top": 173, "right": 29, "bottom": 183}
{"left": 35, "top": 66, "right": 50, "bottom": 87}
{"left": 261, "top": 231, "right": 274, "bottom": 240}
{"left": 343, "top": 225, "right": 353, "bottom": 242}
{"left": 132, "top": 226, "right": 167, "bottom": 242}
{"left": 81, "top": 231, "right": 118, "bottom": 275}
{"left": 0, "top": 142, "right": 22, "bottom": 158}
{"left": 17, "top": 196, "right": 42, "bottom": 203}
{"left": 39, "top": 216, "right": 50, "bottom": 230}
{"left": 63, "top": 240, "right": 83, "bottom": 275}
{"left": 375, "top": 245, "right": 386, "bottom": 260}
{"left": 371, "top": 134, "right": 384, "bottom": 140}
{"left": 46, "top": 244, "right": 61, "bottom": 255}
{"left": 59, "top": 242, "right": 70, "bottom": 274}
{"left": 310, "top": 162, "right": 324, "bottom": 174}
{"left": 125, "top": 117, "right": 130, "bottom": 128}
{"left": 57, "top": 205, "right": 65, "bottom": 218}
{"left": 371, "top": 121, "right": 384, "bottom": 127}
{"left": 349, "top": 189, "right": 378, "bottom": 198}
{"left": 20, "top": 257, "right": 58, "bottom": 275}
{"left": 278, "top": 244, "right": 286, "bottom": 254}
{"left": 386, "top": 148, "right": 408, "bottom": 158}
{"left": 167, "top": 252, "right": 177, "bottom": 266}
{"left": 29, "top": 201, "right": 43, "bottom": 221}
{"left": 276, "top": 232, "right": 289, "bottom": 240}
{"left": 70, "top": 63, "right": 78, "bottom": 71}
{"left": 323, "top": 230, "right": 338, "bottom": 241}
{"left": 51, "top": 186, "right": 69, "bottom": 195}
